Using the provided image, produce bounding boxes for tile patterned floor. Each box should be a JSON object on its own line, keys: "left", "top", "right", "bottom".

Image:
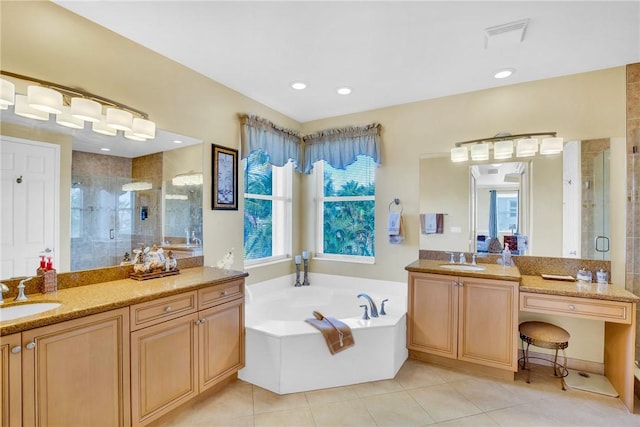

{"left": 151, "top": 359, "right": 640, "bottom": 426}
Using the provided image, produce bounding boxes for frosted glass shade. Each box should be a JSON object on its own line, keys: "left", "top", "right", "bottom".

{"left": 0, "top": 79, "right": 15, "bottom": 106}
{"left": 71, "top": 97, "right": 102, "bottom": 122}
{"left": 132, "top": 118, "right": 156, "bottom": 139}
{"left": 56, "top": 106, "right": 84, "bottom": 129}
{"left": 172, "top": 173, "right": 203, "bottom": 186}
{"left": 540, "top": 137, "right": 563, "bottom": 155}
{"left": 470, "top": 143, "right": 489, "bottom": 161}
{"left": 122, "top": 182, "right": 152, "bottom": 192}
{"left": 493, "top": 140, "right": 513, "bottom": 159}
{"left": 124, "top": 130, "right": 146, "bottom": 141}
{"left": 92, "top": 116, "right": 117, "bottom": 136}
{"left": 450, "top": 147, "right": 468, "bottom": 162}
{"left": 14, "top": 94, "right": 49, "bottom": 120}
{"left": 516, "top": 138, "right": 538, "bottom": 157}
{"left": 106, "top": 107, "right": 132, "bottom": 131}
{"left": 27, "top": 85, "right": 63, "bottom": 114}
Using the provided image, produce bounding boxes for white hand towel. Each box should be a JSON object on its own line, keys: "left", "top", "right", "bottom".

{"left": 388, "top": 211, "right": 401, "bottom": 236}
{"left": 425, "top": 213, "right": 437, "bottom": 234}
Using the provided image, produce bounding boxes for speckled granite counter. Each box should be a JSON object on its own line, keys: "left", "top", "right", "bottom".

{"left": 520, "top": 275, "right": 640, "bottom": 303}
{"left": 0, "top": 266, "right": 248, "bottom": 335}
{"left": 405, "top": 259, "right": 521, "bottom": 282}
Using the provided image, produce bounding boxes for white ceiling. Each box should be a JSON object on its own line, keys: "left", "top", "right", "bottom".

{"left": 54, "top": 1, "right": 640, "bottom": 123}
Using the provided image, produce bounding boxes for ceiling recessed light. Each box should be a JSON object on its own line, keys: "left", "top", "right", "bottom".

{"left": 291, "top": 82, "right": 307, "bottom": 90}
{"left": 173, "top": 139, "right": 183, "bottom": 144}
{"left": 100, "top": 147, "right": 111, "bottom": 152}
{"left": 494, "top": 68, "right": 515, "bottom": 79}
{"left": 337, "top": 87, "right": 352, "bottom": 95}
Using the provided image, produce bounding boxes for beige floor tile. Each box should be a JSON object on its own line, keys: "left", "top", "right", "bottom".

{"left": 254, "top": 408, "right": 316, "bottom": 427}
{"left": 363, "top": 390, "right": 436, "bottom": 426}
{"left": 437, "top": 413, "right": 500, "bottom": 427}
{"left": 310, "top": 398, "right": 377, "bottom": 426}
{"left": 305, "top": 385, "right": 359, "bottom": 405}
{"left": 395, "top": 360, "right": 447, "bottom": 390}
{"left": 351, "top": 379, "right": 405, "bottom": 398}
{"left": 408, "top": 383, "right": 483, "bottom": 423}
{"left": 486, "top": 402, "right": 564, "bottom": 426}
{"left": 194, "top": 381, "right": 255, "bottom": 419}
{"left": 537, "top": 393, "right": 640, "bottom": 426}
{"left": 253, "top": 386, "right": 310, "bottom": 415}
{"left": 449, "top": 377, "right": 526, "bottom": 412}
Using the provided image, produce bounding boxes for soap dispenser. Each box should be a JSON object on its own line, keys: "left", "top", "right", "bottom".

{"left": 500, "top": 243, "right": 514, "bottom": 267}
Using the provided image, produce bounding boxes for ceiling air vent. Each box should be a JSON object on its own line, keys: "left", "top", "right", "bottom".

{"left": 484, "top": 18, "right": 529, "bottom": 49}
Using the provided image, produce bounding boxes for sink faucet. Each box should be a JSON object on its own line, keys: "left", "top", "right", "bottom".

{"left": 14, "top": 277, "right": 33, "bottom": 302}
{"left": 445, "top": 252, "right": 455, "bottom": 264}
{"left": 191, "top": 231, "right": 201, "bottom": 246}
{"left": 357, "top": 293, "right": 378, "bottom": 318}
{"left": 185, "top": 228, "right": 190, "bottom": 245}
{"left": 459, "top": 253, "right": 466, "bottom": 264}
{"left": 0, "top": 283, "right": 9, "bottom": 303}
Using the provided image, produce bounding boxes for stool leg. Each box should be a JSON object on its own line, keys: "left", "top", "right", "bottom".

{"left": 524, "top": 341, "right": 531, "bottom": 384}
{"left": 561, "top": 348, "right": 567, "bottom": 391}
{"left": 553, "top": 348, "right": 559, "bottom": 377}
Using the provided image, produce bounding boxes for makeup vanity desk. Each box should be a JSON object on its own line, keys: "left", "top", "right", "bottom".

{"left": 520, "top": 275, "right": 639, "bottom": 412}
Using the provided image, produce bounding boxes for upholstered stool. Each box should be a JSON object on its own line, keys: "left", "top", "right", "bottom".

{"left": 519, "top": 321, "right": 570, "bottom": 390}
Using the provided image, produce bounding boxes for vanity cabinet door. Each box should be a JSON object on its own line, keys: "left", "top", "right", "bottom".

{"left": 457, "top": 277, "right": 519, "bottom": 371}
{"left": 198, "top": 297, "right": 245, "bottom": 391}
{"left": 130, "top": 312, "right": 199, "bottom": 426}
{"left": 407, "top": 272, "right": 458, "bottom": 358}
{"left": 21, "top": 308, "right": 130, "bottom": 427}
{"left": 1, "top": 333, "right": 21, "bottom": 427}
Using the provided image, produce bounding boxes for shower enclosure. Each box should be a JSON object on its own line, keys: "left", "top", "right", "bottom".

{"left": 581, "top": 144, "right": 611, "bottom": 260}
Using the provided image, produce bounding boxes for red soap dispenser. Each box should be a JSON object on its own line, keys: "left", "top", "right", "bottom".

{"left": 41, "top": 257, "right": 57, "bottom": 293}
{"left": 36, "top": 256, "right": 47, "bottom": 275}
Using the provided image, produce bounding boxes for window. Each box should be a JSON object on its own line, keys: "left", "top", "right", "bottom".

{"left": 243, "top": 150, "right": 292, "bottom": 263}
{"left": 496, "top": 191, "right": 519, "bottom": 233}
{"left": 315, "top": 155, "right": 375, "bottom": 260}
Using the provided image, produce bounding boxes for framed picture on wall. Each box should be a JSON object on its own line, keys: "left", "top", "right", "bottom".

{"left": 212, "top": 144, "right": 238, "bottom": 210}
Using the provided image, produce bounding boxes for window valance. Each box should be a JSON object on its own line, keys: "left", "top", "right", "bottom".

{"left": 239, "top": 113, "right": 303, "bottom": 173}
{"left": 302, "top": 123, "right": 382, "bottom": 174}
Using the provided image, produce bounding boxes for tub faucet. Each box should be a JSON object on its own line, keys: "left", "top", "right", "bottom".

{"left": 357, "top": 293, "right": 378, "bottom": 318}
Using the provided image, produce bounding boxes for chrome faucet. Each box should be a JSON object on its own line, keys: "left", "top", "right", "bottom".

{"left": 459, "top": 252, "right": 466, "bottom": 264}
{"left": 357, "top": 293, "right": 378, "bottom": 318}
{"left": 191, "top": 231, "right": 201, "bottom": 246}
{"left": 0, "top": 283, "right": 9, "bottom": 303}
{"left": 14, "top": 277, "right": 33, "bottom": 302}
{"left": 445, "top": 251, "right": 455, "bottom": 264}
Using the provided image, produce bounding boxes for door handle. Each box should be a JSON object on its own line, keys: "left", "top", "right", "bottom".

{"left": 595, "top": 236, "right": 609, "bottom": 253}
{"left": 110, "top": 228, "right": 115, "bottom": 240}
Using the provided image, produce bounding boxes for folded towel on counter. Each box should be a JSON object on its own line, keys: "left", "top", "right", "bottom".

{"left": 305, "top": 311, "right": 354, "bottom": 355}
{"left": 420, "top": 213, "right": 444, "bottom": 234}
{"left": 388, "top": 211, "right": 404, "bottom": 244}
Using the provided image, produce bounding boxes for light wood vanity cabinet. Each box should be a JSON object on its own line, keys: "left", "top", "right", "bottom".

{"left": 1, "top": 333, "right": 21, "bottom": 427}
{"left": 21, "top": 308, "right": 131, "bottom": 427}
{"left": 408, "top": 272, "right": 519, "bottom": 373}
{"left": 130, "top": 279, "right": 245, "bottom": 426}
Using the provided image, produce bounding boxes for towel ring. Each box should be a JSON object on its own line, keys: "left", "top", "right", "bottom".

{"left": 389, "top": 198, "right": 403, "bottom": 214}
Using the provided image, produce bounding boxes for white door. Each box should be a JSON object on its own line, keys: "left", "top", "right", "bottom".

{"left": 1, "top": 137, "right": 59, "bottom": 278}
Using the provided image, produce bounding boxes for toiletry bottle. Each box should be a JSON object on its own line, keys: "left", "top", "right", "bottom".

{"left": 36, "top": 256, "right": 47, "bottom": 276}
{"left": 502, "top": 243, "right": 513, "bottom": 267}
{"left": 41, "top": 257, "right": 57, "bottom": 293}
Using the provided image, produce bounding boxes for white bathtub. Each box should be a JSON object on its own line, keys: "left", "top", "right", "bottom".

{"left": 238, "top": 273, "right": 408, "bottom": 394}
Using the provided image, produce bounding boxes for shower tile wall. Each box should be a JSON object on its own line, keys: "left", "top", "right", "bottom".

{"left": 626, "top": 63, "right": 640, "bottom": 357}
{"left": 581, "top": 138, "right": 610, "bottom": 259}
{"left": 71, "top": 152, "right": 133, "bottom": 270}
{"left": 132, "top": 153, "right": 163, "bottom": 249}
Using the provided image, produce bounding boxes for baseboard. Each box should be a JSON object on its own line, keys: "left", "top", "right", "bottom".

{"left": 519, "top": 349, "right": 604, "bottom": 375}
{"left": 408, "top": 351, "right": 515, "bottom": 381}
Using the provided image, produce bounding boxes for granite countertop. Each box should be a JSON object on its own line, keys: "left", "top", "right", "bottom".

{"left": 520, "top": 275, "right": 640, "bottom": 303}
{"left": 405, "top": 259, "right": 521, "bottom": 282}
{"left": 0, "top": 266, "right": 248, "bottom": 336}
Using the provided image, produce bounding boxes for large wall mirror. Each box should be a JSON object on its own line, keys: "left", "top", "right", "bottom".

{"left": 419, "top": 138, "right": 619, "bottom": 260}
{"left": 1, "top": 109, "right": 202, "bottom": 278}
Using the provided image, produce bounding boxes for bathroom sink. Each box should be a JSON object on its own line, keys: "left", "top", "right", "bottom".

{"left": 439, "top": 264, "right": 486, "bottom": 272}
{"left": 0, "top": 302, "right": 61, "bottom": 322}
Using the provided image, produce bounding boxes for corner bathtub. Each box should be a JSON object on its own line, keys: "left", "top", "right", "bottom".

{"left": 238, "top": 273, "right": 408, "bottom": 394}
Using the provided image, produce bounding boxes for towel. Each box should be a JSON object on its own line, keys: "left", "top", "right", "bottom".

{"left": 305, "top": 311, "right": 354, "bottom": 355}
{"left": 420, "top": 213, "right": 444, "bottom": 234}
{"left": 388, "top": 211, "right": 404, "bottom": 244}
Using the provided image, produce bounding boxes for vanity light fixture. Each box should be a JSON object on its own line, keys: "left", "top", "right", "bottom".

{"left": 450, "top": 132, "right": 560, "bottom": 163}
{"left": 14, "top": 94, "right": 49, "bottom": 120}
{"left": 124, "top": 130, "right": 146, "bottom": 141}
{"left": 172, "top": 172, "right": 203, "bottom": 186}
{"left": 122, "top": 181, "right": 153, "bottom": 192}
{"left": 450, "top": 146, "right": 469, "bottom": 162}
{"left": 165, "top": 194, "right": 188, "bottom": 200}
{"left": 515, "top": 138, "right": 538, "bottom": 157}
{"left": 0, "top": 70, "right": 156, "bottom": 140}
{"left": 540, "top": 137, "right": 564, "bottom": 155}
{"left": 493, "top": 140, "right": 514, "bottom": 159}
{"left": 27, "top": 85, "right": 63, "bottom": 114}
{"left": 0, "top": 78, "right": 15, "bottom": 107}
{"left": 470, "top": 142, "right": 490, "bottom": 161}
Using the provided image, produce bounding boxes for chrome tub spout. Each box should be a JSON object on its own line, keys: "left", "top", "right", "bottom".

{"left": 357, "top": 293, "right": 378, "bottom": 317}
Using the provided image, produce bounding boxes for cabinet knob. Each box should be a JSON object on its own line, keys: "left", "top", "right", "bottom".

{"left": 568, "top": 304, "right": 576, "bottom": 311}
{"left": 452, "top": 281, "right": 458, "bottom": 287}
{"left": 195, "top": 319, "right": 205, "bottom": 325}
{"left": 458, "top": 282, "right": 464, "bottom": 287}
{"left": 221, "top": 290, "right": 228, "bottom": 296}
{"left": 165, "top": 306, "right": 172, "bottom": 312}
{"left": 11, "top": 345, "right": 21, "bottom": 354}
{"left": 25, "top": 341, "right": 36, "bottom": 350}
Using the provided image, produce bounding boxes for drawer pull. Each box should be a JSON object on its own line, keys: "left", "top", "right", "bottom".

{"left": 25, "top": 341, "right": 36, "bottom": 350}
{"left": 165, "top": 306, "right": 172, "bottom": 313}
{"left": 221, "top": 290, "right": 228, "bottom": 296}
{"left": 11, "top": 345, "right": 21, "bottom": 354}
{"left": 568, "top": 304, "right": 576, "bottom": 310}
